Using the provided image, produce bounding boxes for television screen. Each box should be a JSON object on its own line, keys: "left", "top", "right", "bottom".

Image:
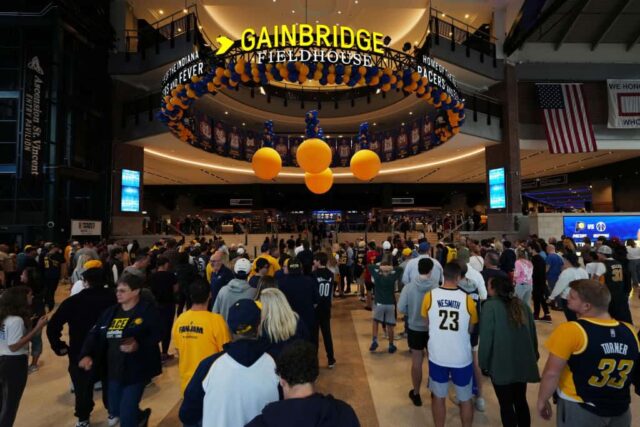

{"left": 488, "top": 167, "right": 506, "bottom": 209}
{"left": 121, "top": 169, "right": 141, "bottom": 212}
{"left": 563, "top": 215, "right": 640, "bottom": 243}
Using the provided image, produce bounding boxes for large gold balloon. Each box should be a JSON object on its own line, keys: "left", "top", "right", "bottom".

{"left": 296, "top": 138, "right": 332, "bottom": 174}
{"left": 350, "top": 149, "right": 381, "bottom": 181}
{"left": 252, "top": 147, "right": 282, "bottom": 180}
{"left": 305, "top": 168, "right": 333, "bottom": 194}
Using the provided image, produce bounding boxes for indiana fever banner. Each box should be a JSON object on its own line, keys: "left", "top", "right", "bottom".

{"left": 182, "top": 110, "right": 447, "bottom": 166}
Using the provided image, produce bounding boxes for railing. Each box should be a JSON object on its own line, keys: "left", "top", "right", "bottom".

{"left": 427, "top": 7, "right": 498, "bottom": 67}
{"left": 123, "top": 6, "right": 198, "bottom": 60}
{"left": 463, "top": 91, "right": 503, "bottom": 127}
{"left": 121, "top": 93, "right": 162, "bottom": 128}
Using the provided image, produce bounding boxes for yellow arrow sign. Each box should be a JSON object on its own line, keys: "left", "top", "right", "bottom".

{"left": 216, "top": 36, "right": 234, "bottom": 55}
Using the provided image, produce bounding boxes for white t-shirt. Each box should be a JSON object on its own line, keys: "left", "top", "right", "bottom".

{"left": 550, "top": 267, "right": 589, "bottom": 300}
{"left": 70, "top": 279, "right": 87, "bottom": 296}
{"left": 0, "top": 316, "right": 28, "bottom": 356}
{"left": 586, "top": 262, "right": 606, "bottom": 278}
{"left": 465, "top": 264, "right": 487, "bottom": 300}
{"left": 202, "top": 353, "right": 279, "bottom": 427}
{"left": 469, "top": 255, "right": 484, "bottom": 272}
{"left": 627, "top": 247, "right": 640, "bottom": 260}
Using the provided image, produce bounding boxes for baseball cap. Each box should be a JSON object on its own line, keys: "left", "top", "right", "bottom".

{"left": 418, "top": 242, "right": 430, "bottom": 252}
{"left": 236, "top": 247, "right": 245, "bottom": 255}
{"left": 382, "top": 241, "right": 392, "bottom": 250}
{"left": 358, "top": 240, "right": 366, "bottom": 248}
{"left": 402, "top": 248, "right": 413, "bottom": 257}
{"left": 83, "top": 260, "right": 103, "bottom": 270}
{"left": 234, "top": 258, "right": 252, "bottom": 274}
{"left": 227, "top": 299, "right": 261, "bottom": 335}
{"left": 286, "top": 257, "right": 302, "bottom": 273}
{"left": 597, "top": 245, "right": 612, "bottom": 255}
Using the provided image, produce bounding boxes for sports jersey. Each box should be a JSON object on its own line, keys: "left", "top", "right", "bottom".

{"left": 600, "top": 259, "right": 632, "bottom": 323}
{"left": 421, "top": 287, "right": 478, "bottom": 368}
{"left": 172, "top": 310, "right": 232, "bottom": 392}
{"left": 545, "top": 318, "right": 640, "bottom": 417}
{"left": 364, "top": 250, "right": 379, "bottom": 283}
{"left": 312, "top": 268, "right": 334, "bottom": 312}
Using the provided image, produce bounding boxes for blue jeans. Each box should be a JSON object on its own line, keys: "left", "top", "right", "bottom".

{"left": 107, "top": 380, "right": 145, "bottom": 427}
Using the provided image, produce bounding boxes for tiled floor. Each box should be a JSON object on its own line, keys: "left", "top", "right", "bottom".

{"left": 14, "top": 286, "right": 640, "bottom": 427}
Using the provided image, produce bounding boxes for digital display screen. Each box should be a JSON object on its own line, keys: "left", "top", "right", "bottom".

{"left": 563, "top": 215, "right": 640, "bottom": 243}
{"left": 488, "top": 167, "right": 506, "bottom": 209}
{"left": 312, "top": 210, "right": 342, "bottom": 223}
{"left": 121, "top": 169, "right": 141, "bottom": 212}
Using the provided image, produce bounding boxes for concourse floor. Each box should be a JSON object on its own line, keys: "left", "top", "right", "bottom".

{"left": 15, "top": 285, "right": 640, "bottom": 427}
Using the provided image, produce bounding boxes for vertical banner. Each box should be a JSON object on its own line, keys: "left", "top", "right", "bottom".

{"left": 244, "top": 131, "right": 257, "bottom": 161}
{"left": 409, "top": 121, "right": 421, "bottom": 155}
{"left": 22, "top": 54, "right": 46, "bottom": 181}
{"left": 228, "top": 125, "right": 242, "bottom": 159}
{"left": 213, "top": 121, "right": 228, "bottom": 156}
{"left": 421, "top": 113, "right": 434, "bottom": 151}
{"left": 607, "top": 80, "right": 640, "bottom": 128}
{"left": 369, "top": 133, "right": 381, "bottom": 156}
{"left": 195, "top": 111, "right": 213, "bottom": 152}
{"left": 396, "top": 125, "right": 409, "bottom": 159}
{"left": 337, "top": 137, "right": 351, "bottom": 167}
{"left": 382, "top": 131, "right": 395, "bottom": 162}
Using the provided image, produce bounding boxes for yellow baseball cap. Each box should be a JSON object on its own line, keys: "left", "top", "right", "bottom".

{"left": 83, "top": 260, "right": 103, "bottom": 270}
{"left": 402, "top": 248, "right": 412, "bottom": 257}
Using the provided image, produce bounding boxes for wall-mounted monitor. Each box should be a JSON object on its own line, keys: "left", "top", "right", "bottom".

{"left": 563, "top": 215, "right": 640, "bottom": 243}
{"left": 121, "top": 169, "right": 141, "bottom": 212}
{"left": 488, "top": 167, "right": 506, "bottom": 209}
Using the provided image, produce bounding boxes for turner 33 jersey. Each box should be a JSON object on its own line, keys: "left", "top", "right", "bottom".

{"left": 546, "top": 318, "right": 640, "bottom": 417}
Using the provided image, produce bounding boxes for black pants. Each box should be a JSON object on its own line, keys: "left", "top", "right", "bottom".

{"left": 158, "top": 303, "right": 176, "bottom": 354}
{"left": 0, "top": 355, "right": 28, "bottom": 427}
{"left": 492, "top": 381, "right": 530, "bottom": 427}
{"left": 314, "top": 309, "right": 335, "bottom": 362}
{"left": 44, "top": 278, "right": 60, "bottom": 311}
{"left": 68, "top": 362, "right": 108, "bottom": 422}
{"left": 338, "top": 265, "right": 352, "bottom": 293}
{"left": 532, "top": 282, "right": 549, "bottom": 317}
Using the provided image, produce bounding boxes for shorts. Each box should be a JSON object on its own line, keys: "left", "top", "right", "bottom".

{"left": 407, "top": 328, "right": 428, "bottom": 350}
{"left": 373, "top": 303, "right": 396, "bottom": 326}
{"left": 428, "top": 361, "right": 473, "bottom": 402}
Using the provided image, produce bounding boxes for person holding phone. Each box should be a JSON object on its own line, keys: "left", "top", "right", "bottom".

{"left": 0, "top": 286, "right": 48, "bottom": 426}
{"left": 78, "top": 274, "right": 161, "bottom": 427}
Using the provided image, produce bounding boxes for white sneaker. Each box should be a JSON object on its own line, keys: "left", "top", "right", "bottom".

{"left": 475, "top": 397, "right": 486, "bottom": 412}
{"left": 107, "top": 415, "right": 119, "bottom": 427}
{"left": 75, "top": 421, "right": 90, "bottom": 427}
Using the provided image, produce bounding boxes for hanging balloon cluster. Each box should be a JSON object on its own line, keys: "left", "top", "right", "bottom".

{"left": 251, "top": 120, "right": 282, "bottom": 180}
{"left": 298, "top": 111, "right": 334, "bottom": 194}
{"left": 350, "top": 122, "right": 381, "bottom": 181}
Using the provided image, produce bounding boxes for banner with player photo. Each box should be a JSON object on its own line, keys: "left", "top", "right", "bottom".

{"left": 181, "top": 110, "right": 451, "bottom": 166}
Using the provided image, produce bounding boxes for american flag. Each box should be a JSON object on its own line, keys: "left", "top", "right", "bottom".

{"left": 535, "top": 83, "right": 597, "bottom": 154}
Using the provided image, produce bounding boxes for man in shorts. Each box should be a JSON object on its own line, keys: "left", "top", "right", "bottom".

{"left": 398, "top": 258, "right": 436, "bottom": 406}
{"left": 422, "top": 262, "right": 478, "bottom": 427}
{"left": 368, "top": 254, "right": 403, "bottom": 353}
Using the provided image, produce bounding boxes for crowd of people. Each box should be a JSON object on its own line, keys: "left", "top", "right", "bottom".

{"left": 0, "top": 231, "right": 639, "bottom": 427}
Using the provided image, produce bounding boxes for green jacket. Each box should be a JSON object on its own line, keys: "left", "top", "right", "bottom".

{"left": 478, "top": 297, "right": 540, "bottom": 385}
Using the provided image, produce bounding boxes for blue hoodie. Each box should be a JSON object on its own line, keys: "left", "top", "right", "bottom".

{"left": 245, "top": 393, "right": 360, "bottom": 427}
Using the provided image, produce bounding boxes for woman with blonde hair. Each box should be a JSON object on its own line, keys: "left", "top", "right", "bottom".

{"left": 258, "top": 288, "right": 308, "bottom": 358}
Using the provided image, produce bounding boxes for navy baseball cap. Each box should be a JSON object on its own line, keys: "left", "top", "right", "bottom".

{"left": 227, "top": 299, "right": 261, "bottom": 335}
{"left": 418, "top": 242, "right": 430, "bottom": 252}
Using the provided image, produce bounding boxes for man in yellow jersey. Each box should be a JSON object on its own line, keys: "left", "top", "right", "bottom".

{"left": 538, "top": 279, "right": 639, "bottom": 426}
{"left": 421, "top": 262, "right": 478, "bottom": 427}
{"left": 250, "top": 245, "right": 280, "bottom": 278}
{"left": 173, "top": 279, "right": 231, "bottom": 392}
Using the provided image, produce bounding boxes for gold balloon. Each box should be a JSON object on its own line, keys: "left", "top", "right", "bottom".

{"left": 296, "top": 138, "right": 332, "bottom": 174}
{"left": 350, "top": 149, "right": 381, "bottom": 181}
{"left": 305, "top": 168, "right": 333, "bottom": 194}
{"left": 252, "top": 147, "right": 282, "bottom": 180}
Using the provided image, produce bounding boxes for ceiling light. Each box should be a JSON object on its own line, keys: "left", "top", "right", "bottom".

{"left": 300, "top": 135, "right": 304, "bottom": 138}
{"left": 183, "top": 8, "right": 188, "bottom": 14}
{"left": 441, "top": 13, "right": 446, "bottom": 17}
{"left": 242, "top": 122, "right": 246, "bottom": 126}
{"left": 158, "top": 9, "right": 164, "bottom": 15}
{"left": 409, "top": 111, "right": 413, "bottom": 115}
{"left": 316, "top": 20, "right": 319, "bottom": 23}
{"left": 355, "top": 0, "right": 358, "bottom": 3}
{"left": 376, "top": 88, "right": 381, "bottom": 94}
{"left": 449, "top": 32, "right": 453, "bottom": 36}
{"left": 336, "top": 23, "right": 340, "bottom": 26}
{"left": 338, "top": 10, "right": 342, "bottom": 14}
{"left": 177, "top": 28, "right": 182, "bottom": 33}
{"left": 465, "top": 14, "right": 470, "bottom": 19}
{"left": 198, "top": 25, "right": 202, "bottom": 30}
{"left": 224, "top": 111, "right": 228, "bottom": 115}
{"left": 339, "top": 135, "right": 343, "bottom": 138}
{"left": 401, "top": 122, "right": 405, "bottom": 126}
{"left": 373, "top": 122, "right": 377, "bottom": 126}
{"left": 291, "top": 10, "right": 295, "bottom": 13}
{"left": 259, "top": 86, "right": 266, "bottom": 95}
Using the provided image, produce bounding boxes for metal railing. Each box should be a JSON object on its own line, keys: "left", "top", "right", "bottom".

{"left": 427, "top": 7, "right": 498, "bottom": 67}
{"left": 123, "top": 6, "right": 198, "bottom": 60}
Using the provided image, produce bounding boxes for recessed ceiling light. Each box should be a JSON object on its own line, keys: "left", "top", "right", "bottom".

{"left": 177, "top": 28, "right": 182, "bottom": 32}
{"left": 401, "top": 122, "right": 405, "bottom": 126}
{"left": 198, "top": 25, "right": 202, "bottom": 30}
{"left": 355, "top": 0, "right": 358, "bottom": 4}
{"left": 224, "top": 111, "right": 229, "bottom": 115}
{"left": 441, "top": 13, "right": 446, "bottom": 17}
{"left": 336, "top": 23, "right": 340, "bottom": 26}
{"left": 316, "top": 20, "right": 319, "bottom": 23}
{"left": 183, "top": 8, "right": 188, "bottom": 14}
{"left": 465, "top": 14, "right": 470, "bottom": 19}
{"left": 291, "top": 10, "right": 295, "bottom": 13}
{"left": 409, "top": 111, "right": 413, "bottom": 115}
{"left": 338, "top": 10, "right": 342, "bottom": 14}
{"left": 158, "top": 9, "right": 164, "bottom": 14}
{"left": 242, "top": 122, "right": 246, "bottom": 126}
{"left": 373, "top": 122, "right": 377, "bottom": 126}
